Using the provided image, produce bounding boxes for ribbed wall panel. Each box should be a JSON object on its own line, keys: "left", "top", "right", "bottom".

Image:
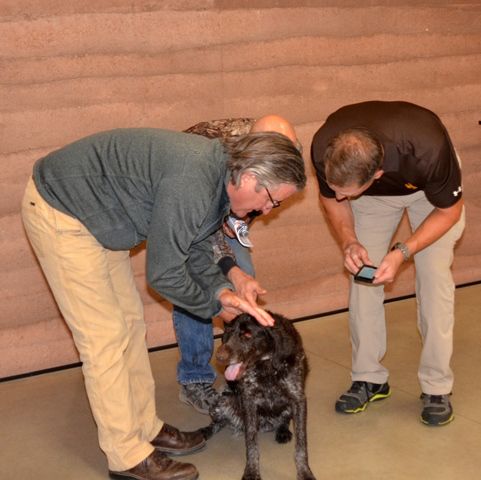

{"left": 1, "top": 2, "right": 480, "bottom": 377}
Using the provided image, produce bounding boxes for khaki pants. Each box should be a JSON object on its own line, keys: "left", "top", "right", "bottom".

{"left": 349, "top": 190, "right": 465, "bottom": 395}
{"left": 21, "top": 178, "right": 163, "bottom": 471}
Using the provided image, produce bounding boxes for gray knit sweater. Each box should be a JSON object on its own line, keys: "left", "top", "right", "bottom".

{"left": 33, "top": 128, "right": 232, "bottom": 318}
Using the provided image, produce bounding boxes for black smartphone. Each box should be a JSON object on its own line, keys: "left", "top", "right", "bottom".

{"left": 354, "top": 265, "right": 377, "bottom": 284}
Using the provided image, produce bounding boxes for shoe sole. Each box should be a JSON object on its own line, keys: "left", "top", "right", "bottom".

{"left": 336, "top": 388, "right": 392, "bottom": 414}
{"left": 153, "top": 440, "right": 206, "bottom": 456}
{"left": 110, "top": 470, "right": 199, "bottom": 480}
{"left": 178, "top": 391, "right": 210, "bottom": 415}
{"left": 420, "top": 413, "right": 454, "bottom": 426}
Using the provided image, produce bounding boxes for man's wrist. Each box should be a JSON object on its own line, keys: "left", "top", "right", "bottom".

{"left": 391, "top": 242, "right": 410, "bottom": 262}
{"left": 218, "top": 256, "right": 237, "bottom": 276}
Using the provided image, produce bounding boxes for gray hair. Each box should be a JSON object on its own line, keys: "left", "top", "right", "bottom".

{"left": 324, "top": 128, "right": 383, "bottom": 187}
{"left": 223, "top": 131, "right": 306, "bottom": 191}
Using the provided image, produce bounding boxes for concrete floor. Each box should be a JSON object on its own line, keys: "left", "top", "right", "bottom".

{"left": 2, "top": 284, "right": 481, "bottom": 479}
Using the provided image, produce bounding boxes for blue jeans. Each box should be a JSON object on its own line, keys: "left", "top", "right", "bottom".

{"left": 173, "top": 236, "right": 254, "bottom": 385}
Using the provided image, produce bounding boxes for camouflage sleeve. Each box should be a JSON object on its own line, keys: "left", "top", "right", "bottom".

{"left": 211, "top": 229, "right": 237, "bottom": 276}
{"left": 211, "top": 229, "right": 235, "bottom": 264}
{"left": 183, "top": 118, "right": 255, "bottom": 139}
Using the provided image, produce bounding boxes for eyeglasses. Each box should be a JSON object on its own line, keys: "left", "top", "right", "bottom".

{"left": 265, "top": 187, "right": 281, "bottom": 208}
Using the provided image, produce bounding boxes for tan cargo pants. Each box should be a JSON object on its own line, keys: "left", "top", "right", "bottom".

{"left": 21, "top": 178, "right": 163, "bottom": 471}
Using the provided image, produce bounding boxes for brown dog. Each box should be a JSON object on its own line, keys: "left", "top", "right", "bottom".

{"left": 200, "top": 312, "right": 316, "bottom": 480}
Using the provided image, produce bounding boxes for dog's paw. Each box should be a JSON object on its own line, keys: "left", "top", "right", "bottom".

{"left": 275, "top": 424, "right": 292, "bottom": 444}
{"left": 298, "top": 467, "right": 317, "bottom": 480}
{"left": 242, "top": 470, "right": 262, "bottom": 480}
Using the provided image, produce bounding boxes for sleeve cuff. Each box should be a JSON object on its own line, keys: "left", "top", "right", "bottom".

{"left": 218, "top": 256, "right": 237, "bottom": 276}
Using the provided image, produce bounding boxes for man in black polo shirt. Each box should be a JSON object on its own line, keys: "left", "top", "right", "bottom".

{"left": 311, "top": 101, "right": 465, "bottom": 426}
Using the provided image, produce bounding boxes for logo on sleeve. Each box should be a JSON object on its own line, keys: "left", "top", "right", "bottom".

{"left": 404, "top": 183, "right": 418, "bottom": 190}
{"left": 453, "top": 186, "right": 462, "bottom": 197}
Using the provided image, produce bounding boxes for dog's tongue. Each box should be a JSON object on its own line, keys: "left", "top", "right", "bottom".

{"left": 224, "top": 362, "right": 243, "bottom": 381}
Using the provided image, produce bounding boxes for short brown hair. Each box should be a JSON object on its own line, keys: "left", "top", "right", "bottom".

{"left": 324, "top": 128, "right": 383, "bottom": 187}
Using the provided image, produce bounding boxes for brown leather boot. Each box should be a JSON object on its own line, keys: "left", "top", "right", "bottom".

{"left": 151, "top": 423, "right": 205, "bottom": 456}
{"left": 109, "top": 450, "right": 199, "bottom": 480}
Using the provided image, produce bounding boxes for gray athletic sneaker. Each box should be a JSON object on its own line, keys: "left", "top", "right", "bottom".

{"left": 420, "top": 393, "right": 454, "bottom": 426}
{"left": 179, "top": 383, "right": 220, "bottom": 415}
{"left": 335, "top": 381, "right": 391, "bottom": 413}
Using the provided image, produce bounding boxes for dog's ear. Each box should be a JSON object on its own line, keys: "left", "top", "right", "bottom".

{"left": 266, "top": 313, "right": 299, "bottom": 371}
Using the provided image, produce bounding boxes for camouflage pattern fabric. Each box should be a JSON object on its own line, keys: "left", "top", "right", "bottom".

{"left": 183, "top": 118, "right": 255, "bottom": 140}
{"left": 210, "top": 229, "right": 235, "bottom": 264}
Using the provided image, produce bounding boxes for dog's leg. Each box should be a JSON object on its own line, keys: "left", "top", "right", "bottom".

{"left": 198, "top": 418, "right": 227, "bottom": 440}
{"left": 292, "top": 396, "right": 316, "bottom": 480}
{"left": 241, "top": 393, "right": 262, "bottom": 480}
{"left": 198, "top": 392, "right": 235, "bottom": 440}
{"left": 275, "top": 410, "right": 293, "bottom": 443}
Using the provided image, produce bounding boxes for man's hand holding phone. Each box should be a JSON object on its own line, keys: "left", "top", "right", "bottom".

{"left": 354, "top": 264, "right": 378, "bottom": 284}
{"left": 344, "top": 241, "right": 373, "bottom": 273}
{"left": 372, "top": 248, "right": 406, "bottom": 284}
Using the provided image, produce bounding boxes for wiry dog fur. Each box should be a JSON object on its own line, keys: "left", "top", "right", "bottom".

{"left": 200, "top": 312, "right": 316, "bottom": 480}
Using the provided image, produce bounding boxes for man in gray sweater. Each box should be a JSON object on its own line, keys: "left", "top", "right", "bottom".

{"left": 21, "top": 128, "right": 305, "bottom": 480}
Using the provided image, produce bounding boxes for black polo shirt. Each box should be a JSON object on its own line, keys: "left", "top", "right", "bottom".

{"left": 311, "top": 101, "right": 462, "bottom": 208}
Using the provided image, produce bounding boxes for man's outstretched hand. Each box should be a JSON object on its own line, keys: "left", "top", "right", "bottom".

{"left": 217, "top": 289, "right": 274, "bottom": 327}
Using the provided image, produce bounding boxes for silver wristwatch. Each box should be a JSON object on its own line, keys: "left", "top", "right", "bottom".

{"left": 391, "top": 242, "right": 410, "bottom": 262}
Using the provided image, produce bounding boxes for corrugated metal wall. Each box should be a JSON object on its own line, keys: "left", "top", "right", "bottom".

{"left": 1, "top": 1, "right": 480, "bottom": 377}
